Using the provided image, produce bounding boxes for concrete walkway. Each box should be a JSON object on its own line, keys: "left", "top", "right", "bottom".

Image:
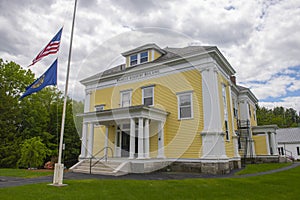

{"left": 1, "top": 162, "right": 299, "bottom": 188}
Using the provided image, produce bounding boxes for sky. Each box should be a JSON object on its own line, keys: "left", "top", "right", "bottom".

{"left": 0, "top": 0, "right": 300, "bottom": 112}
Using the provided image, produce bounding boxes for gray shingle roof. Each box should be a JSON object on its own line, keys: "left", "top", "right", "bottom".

{"left": 276, "top": 128, "right": 300, "bottom": 143}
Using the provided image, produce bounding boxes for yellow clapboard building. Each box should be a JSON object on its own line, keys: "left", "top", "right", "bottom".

{"left": 73, "top": 44, "right": 278, "bottom": 175}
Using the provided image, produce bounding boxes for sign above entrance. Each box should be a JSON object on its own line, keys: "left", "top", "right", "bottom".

{"left": 118, "top": 69, "right": 160, "bottom": 82}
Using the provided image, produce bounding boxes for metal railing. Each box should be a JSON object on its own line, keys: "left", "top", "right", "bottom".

{"left": 284, "top": 149, "right": 294, "bottom": 161}
{"left": 89, "top": 146, "right": 113, "bottom": 174}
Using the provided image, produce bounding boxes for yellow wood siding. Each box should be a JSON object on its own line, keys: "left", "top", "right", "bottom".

{"left": 126, "top": 57, "right": 129, "bottom": 67}
{"left": 153, "top": 50, "right": 162, "bottom": 60}
{"left": 253, "top": 135, "right": 268, "bottom": 155}
{"left": 93, "top": 69, "right": 204, "bottom": 159}
{"left": 250, "top": 104, "right": 257, "bottom": 126}
{"left": 93, "top": 126, "right": 105, "bottom": 157}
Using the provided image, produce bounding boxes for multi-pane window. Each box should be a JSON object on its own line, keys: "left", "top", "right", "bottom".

{"left": 278, "top": 147, "right": 284, "bottom": 155}
{"left": 121, "top": 90, "right": 131, "bottom": 107}
{"left": 130, "top": 54, "right": 138, "bottom": 66}
{"left": 233, "top": 100, "right": 238, "bottom": 118}
{"left": 178, "top": 92, "right": 193, "bottom": 119}
{"left": 142, "top": 87, "right": 154, "bottom": 106}
{"left": 140, "top": 52, "right": 148, "bottom": 63}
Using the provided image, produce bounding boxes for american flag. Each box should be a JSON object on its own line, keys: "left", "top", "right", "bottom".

{"left": 29, "top": 27, "right": 63, "bottom": 67}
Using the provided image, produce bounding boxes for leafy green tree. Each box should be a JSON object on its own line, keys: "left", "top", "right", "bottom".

{"left": 257, "top": 105, "right": 300, "bottom": 128}
{"left": 0, "top": 59, "right": 34, "bottom": 167}
{"left": 18, "top": 137, "right": 50, "bottom": 168}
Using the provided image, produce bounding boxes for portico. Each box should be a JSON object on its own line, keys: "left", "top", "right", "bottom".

{"left": 78, "top": 105, "right": 168, "bottom": 160}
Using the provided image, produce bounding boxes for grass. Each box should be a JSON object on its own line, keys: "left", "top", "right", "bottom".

{"left": 235, "top": 163, "right": 292, "bottom": 175}
{"left": 0, "top": 164, "right": 300, "bottom": 200}
{"left": 0, "top": 168, "right": 53, "bottom": 178}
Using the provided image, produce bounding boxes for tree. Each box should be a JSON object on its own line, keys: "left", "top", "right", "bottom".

{"left": 0, "top": 58, "right": 82, "bottom": 168}
{"left": 257, "top": 105, "right": 300, "bottom": 128}
{"left": 0, "top": 59, "right": 34, "bottom": 167}
{"left": 18, "top": 137, "right": 50, "bottom": 169}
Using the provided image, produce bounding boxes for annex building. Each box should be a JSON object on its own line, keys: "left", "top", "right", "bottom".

{"left": 71, "top": 43, "right": 279, "bottom": 175}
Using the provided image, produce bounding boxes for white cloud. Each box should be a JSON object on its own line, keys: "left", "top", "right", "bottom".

{"left": 260, "top": 96, "right": 300, "bottom": 112}
{"left": 0, "top": 0, "right": 300, "bottom": 112}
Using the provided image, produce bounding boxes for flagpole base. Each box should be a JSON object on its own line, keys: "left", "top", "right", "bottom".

{"left": 50, "top": 163, "right": 67, "bottom": 186}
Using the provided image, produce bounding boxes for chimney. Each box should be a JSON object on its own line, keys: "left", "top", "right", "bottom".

{"left": 230, "top": 75, "right": 236, "bottom": 85}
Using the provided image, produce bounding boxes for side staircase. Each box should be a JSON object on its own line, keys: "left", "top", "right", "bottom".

{"left": 70, "top": 159, "right": 129, "bottom": 176}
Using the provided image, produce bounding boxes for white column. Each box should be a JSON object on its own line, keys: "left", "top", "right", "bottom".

{"left": 138, "top": 118, "right": 144, "bottom": 159}
{"left": 200, "top": 66, "right": 227, "bottom": 159}
{"left": 129, "top": 118, "right": 136, "bottom": 159}
{"left": 104, "top": 126, "right": 109, "bottom": 157}
{"left": 87, "top": 123, "right": 94, "bottom": 158}
{"left": 265, "top": 132, "right": 271, "bottom": 155}
{"left": 79, "top": 122, "right": 88, "bottom": 159}
{"left": 157, "top": 121, "right": 165, "bottom": 158}
{"left": 270, "top": 132, "right": 278, "bottom": 155}
{"left": 144, "top": 119, "right": 150, "bottom": 158}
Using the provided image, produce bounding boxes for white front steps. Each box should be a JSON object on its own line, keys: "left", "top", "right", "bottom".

{"left": 70, "top": 160, "right": 129, "bottom": 176}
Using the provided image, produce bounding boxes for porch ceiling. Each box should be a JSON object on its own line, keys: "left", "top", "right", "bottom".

{"left": 78, "top": 105, "right": 169, "bottom": 124}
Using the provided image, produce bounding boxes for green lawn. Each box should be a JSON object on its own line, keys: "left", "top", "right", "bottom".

{"left": 235, "top": 163, "right": 292, "bottom": 175}
{"left": 0, "top": 165, "right": 299, "bottom": 200}
{"left": 0, "top": 168, "right": 53, "bottom": 178}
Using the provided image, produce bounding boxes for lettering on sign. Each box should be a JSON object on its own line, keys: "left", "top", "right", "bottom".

{"left": 118, "top": 70, "right": 159, "bottom": 82}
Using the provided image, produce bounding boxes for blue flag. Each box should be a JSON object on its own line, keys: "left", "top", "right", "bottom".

{"left": 20, "top": 59, "right": 57, "bottom": 99}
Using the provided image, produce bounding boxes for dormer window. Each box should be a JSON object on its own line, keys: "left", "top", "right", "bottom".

{"left": 130, "top": 54, "right": 138, "bottom": 66}
{"left": 140, "top": 52, "right": 148, "bottom": 63}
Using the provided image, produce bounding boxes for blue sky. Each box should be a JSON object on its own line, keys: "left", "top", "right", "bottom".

{"left": 0, "top": 0, "right": 299, "bottom": 111}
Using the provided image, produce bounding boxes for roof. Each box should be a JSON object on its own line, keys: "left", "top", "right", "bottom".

{"left": 235, "top": 84, "right": 258, "bottom": 103}
{"left": 276, "top": 128, "right": 300, "bottom": 144}
{"left": 121, "top": 43, "right": 166, "bottom": 56}
{"left": 80, "top": 44, "right": 236, "bottom": 85}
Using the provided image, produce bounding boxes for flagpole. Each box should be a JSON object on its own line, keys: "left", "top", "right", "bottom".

{"left": 52, "top": 0, "right": 77, "bottom": 186}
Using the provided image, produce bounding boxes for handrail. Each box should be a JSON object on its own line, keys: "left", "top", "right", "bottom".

{"left": 284, "top": 149, "right": 294, "bottom": 161}
{"left": 89, "top": 146, "right": 113, "bottom": 174}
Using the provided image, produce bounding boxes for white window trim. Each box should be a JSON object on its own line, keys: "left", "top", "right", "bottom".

{"left": 222, "top": 84, "right": 230, "bottom": 141}
{"left": 177, "top": 92, "right": 193, "bottom": 120}
{"left": 129, "top": 51, "right": 149, "bottom": 66}
{"left": 142, "top": 86, "right": 154, "bottom": 106}
{"left": 120, "top": 89, "right": 132, "bottom": 107}
{"left": 140, "top": 51, "right": 149, "bottom": 63}
{"left": 130, "top": 54, "right": 138, "bottom": 66}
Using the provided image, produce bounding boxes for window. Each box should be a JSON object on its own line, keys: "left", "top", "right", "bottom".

{"left": 248, "top": 104, "right": 252, "bottom": 117}
{"left": 233, "top": 100, "right": 238, "bottom": 118}
{"left": 278, "top": 147, "right": 284, "bottom": 155}
{"left": 297, "top": 147, "right": 300, "bottom": 156}
{"left": 121, "top": 90, "right": 132, "bottom": 107}
{"left": 225, "top": 120, "right": 229, "bottom": 141}
{"left": 222, "top": 84, "right": 229, "bottom": 140}
{"left": 140, "top": 51, "right": 148, "bottom": 63}
{"left": 95, "top": 104, "right": 105, "bottom": 111}
{"left": 130, "top": 54, "right": 138, "bottom": 66}
{"left": 177, "top": 92, "right": 193, "bottom": 119}
{"left": 142, "top": 86, "right": 154, "bottom": 106}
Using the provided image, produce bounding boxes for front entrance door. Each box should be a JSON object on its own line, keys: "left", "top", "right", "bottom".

{"left": 121, "top": 131, "right": 130, "bottom": 157}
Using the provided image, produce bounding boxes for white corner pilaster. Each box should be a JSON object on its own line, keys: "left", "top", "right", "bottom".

{"left": 84, "top": 91, "right": 92, "bottom": 112}
{"left": 138, "top": 118, "right": 144, "bottom": 159}
{"left": 129, "top": 118, "right": 136, "bottom": 159}
{"left": 200, "top": 67, "right": 227, "bottom": 159}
